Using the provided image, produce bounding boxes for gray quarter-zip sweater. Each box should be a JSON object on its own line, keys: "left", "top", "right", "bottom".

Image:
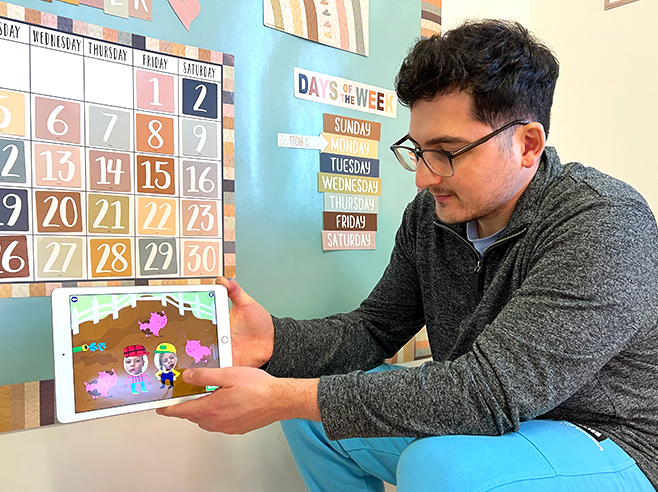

{"left": 268, "top": 147, "right": 658, "bottom": 486}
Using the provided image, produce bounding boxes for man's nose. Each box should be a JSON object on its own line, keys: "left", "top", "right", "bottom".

{"left": 415, "top": 158, "right": 444, "bottom": 189}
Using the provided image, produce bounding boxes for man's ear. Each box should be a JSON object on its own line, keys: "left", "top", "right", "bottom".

{"left": 519, "top": 122, "right": 546, "bottom": 169}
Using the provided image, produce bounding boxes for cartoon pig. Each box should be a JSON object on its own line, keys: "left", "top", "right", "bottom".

{"left": 185, "top": 339, "right": 211, "bottom": 363}
{"left": 84, "top": 369, "right": 118, "bottom": 399}
{"left": 138, "top": 311, "right": 168, "bottom": 338}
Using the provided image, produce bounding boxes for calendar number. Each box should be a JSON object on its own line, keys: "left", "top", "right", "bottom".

{"left": 89, "top": 150, "right": 132, "bottom": 192}
{"left": 181, "top": 120, "right": 218, "bottom": 158}
{"left": 0, "top": 138, "right": 26, "bottom": 183}
{"left": 34, "top": 143, "right": 82, "bottom": 188}
{"left": 183, "top": 240, "right": 221, "bottom": 277}
{"left": 181, "top": 160, "right": 219, "bottom": 198}
{"left": 88, "top": 106, "right": 131, "bottom": 150}
{"left": 89, "top": 238, "right": 133, "bottom": 278}
{"left": 36, "top": 237, "right": 84, "bottom": 279}
{"left": 136, "top": 114, "right": 174, "bottom": 154}
{"left": 0, "top": 188, "right": 28, "bottom": 232}
{"left": 35, "top": 97, "right": 81, "bottom": 144}
{"left": 35, "top": 191, "right": 83, "bottom": 233}
{"left": 88, "top": 194, "right": 130, "bottom": 234}
{"left": 0, "top": 90, "right": 26, "bottom": 136}
{"left": 136, "top": 156, "right": 175, "bottom": 195}
{"left": 136, "top": 70, "right": 175, "bottom": 113}
{"left": 138, "top": 238, "right": 178, "bottom": 276}
{"left": 182, "top": 200, "right": 218, "bottom": 237}
{"left": 46, "top": 105, "right": 69, "bottom": 136}
{"left": 182, "top": 79, "right": 218, "bottom": 119}
{"left": 137, "top": 196, "right": 176, "bottom": 236}
{"left": 0, "top": 235, "right": 30, "bottom": 279}
{"left": 0, "top": 95, "right": 11, "bottom": 129}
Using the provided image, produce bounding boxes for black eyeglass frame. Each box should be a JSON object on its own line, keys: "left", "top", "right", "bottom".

{"left": 390, "top": 119, "right": 531, "bottom": 177}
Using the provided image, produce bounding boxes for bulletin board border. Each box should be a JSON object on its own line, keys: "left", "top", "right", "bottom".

{"left": 0, "top": 1, "right": 236, "bottom": 298}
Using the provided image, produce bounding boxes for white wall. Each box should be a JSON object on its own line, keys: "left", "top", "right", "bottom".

{"left": 0, "top": 412, "right": 305, "bottom": 492}
{"left": 444, "top": 0, "right": 658, "bottom": 213}
{"left": 442, "top": 0, "right": 531, "bottom": 30}
{"left": 532, "top": 0, "right": 658, "bottom": 212}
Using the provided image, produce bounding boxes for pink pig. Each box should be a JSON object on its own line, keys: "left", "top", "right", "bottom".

{"left": 84, "top": 369, "right": 118, "bottom": 399}
{"left": 185, "top": 339, "right": 211, "bottom": 363}
{"left": 138, "top": 311, "right": 168, "bottom": 338}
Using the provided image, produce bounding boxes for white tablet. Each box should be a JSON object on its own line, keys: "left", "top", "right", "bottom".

{"left": 52, "top": 284, "right": 231, "bottom": 423}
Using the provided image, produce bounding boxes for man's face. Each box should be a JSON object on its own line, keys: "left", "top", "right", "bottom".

{"left": 161, "top": 352, "right": 177, "bottom": 371}
{"left": 409, "top": 91, "right": 529, "bottom": 236}
{"left": 124, "top": 356, "right": 145, "bottom": 375}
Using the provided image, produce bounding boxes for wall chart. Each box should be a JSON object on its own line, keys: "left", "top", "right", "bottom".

{"left": 0, "top": 1, "right": 236, "bottom": 300}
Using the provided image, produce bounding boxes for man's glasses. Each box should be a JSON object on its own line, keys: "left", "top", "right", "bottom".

{"left": 390, "top": 120, "right": 530, "bottom": 177}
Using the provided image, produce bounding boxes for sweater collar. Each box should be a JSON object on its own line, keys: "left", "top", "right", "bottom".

{"left": 504, "top": 146, "right": 562, "bottom": 234}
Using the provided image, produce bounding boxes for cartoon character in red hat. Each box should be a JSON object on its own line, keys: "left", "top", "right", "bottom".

{"left": 123, "top": 345, "right": 151, "bottom": 394}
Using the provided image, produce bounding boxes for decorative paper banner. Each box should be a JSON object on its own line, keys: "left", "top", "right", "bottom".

{"left": 421, "top": 0, "right": 441, "bottom": 39}
{"left": 323, "top": 211, "right": 376, "bottom": 231}
{"left": 264, "top": 0, "right": 369, "bottom": 56}
{"left": 324, "top": 193, "right": 378, "bottom": 213}
{"left": 322, "top": 230, "right": 375, "bottom": 250}
{"left": 168, "top": 0, "right": 201, "bottom": 31}
{"left": 104, "top": 0, "right": 128, "bottom": 18}
{"left": 130, "top": 0, "right": 152, "bottom": 21}
{"left": 323, "top": 113, "right": 381, "bottom": 140}
{"left": 318, "top": 172, "right": 381, "bottom": 196}
{"left": 320, "top": 153, "right": 379, "bottom": 177}
{"left": 319, "top": 112, "right": 381, "bottom": 251}
{"left": 52, "top": 0, "right": 154, "bottom": 22}
{"left": 295, "top": 67, "right": 397, "bottom": 118}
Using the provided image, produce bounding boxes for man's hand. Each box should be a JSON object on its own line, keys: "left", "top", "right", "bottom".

{"left": 157, "top": 367, "right": 320, "bottom": 434}
{"left": 216, "top": 276, "right": 275, "bottom": 368}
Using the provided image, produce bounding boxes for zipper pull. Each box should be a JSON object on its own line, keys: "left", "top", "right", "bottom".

{"left": 472, "top": 259, "right": 482, "bottom": 293}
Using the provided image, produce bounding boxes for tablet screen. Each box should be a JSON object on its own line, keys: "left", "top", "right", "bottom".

{"left": 68, "top": 289, "right": 225, "bottom": 414}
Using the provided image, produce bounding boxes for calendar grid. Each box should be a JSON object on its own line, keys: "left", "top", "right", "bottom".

{"left": 0, "top": 3, "right": 235, "bottom": 298}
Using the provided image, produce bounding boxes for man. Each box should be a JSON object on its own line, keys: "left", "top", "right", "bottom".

{"left": 159, "top": 20, "right": 658, "bottom": 491}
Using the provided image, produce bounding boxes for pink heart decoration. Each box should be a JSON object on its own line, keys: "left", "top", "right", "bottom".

{"left": 168, "top": 0, "right": 201, "bottom": 31}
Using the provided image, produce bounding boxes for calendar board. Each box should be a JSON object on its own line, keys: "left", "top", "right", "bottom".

{"left": 0, "top": 3, "right": 235, "bottom": 298}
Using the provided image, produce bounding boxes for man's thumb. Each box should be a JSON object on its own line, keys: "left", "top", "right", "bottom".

{"left": 215, "top": 276, "right": 251, "bottom": 308}
{"left": 183, "top": 368, "right": 224, "bottom": 387}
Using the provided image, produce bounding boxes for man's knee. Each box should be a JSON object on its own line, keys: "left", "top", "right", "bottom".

{"left": 396, "top": 435, "right": 467, "bottom": 491}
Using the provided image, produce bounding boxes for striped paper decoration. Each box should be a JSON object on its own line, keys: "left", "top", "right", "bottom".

{"left": 264, "top": 0, "right": 369, "bottom": 56}
{"left": 0, "top": 380, "right": 55, "bottom": 434}
{"left": 386, "top": 327, "right": 431, "bottom": 364}
{"left": 421, "top": 0, "right": 441, "bottom": 39}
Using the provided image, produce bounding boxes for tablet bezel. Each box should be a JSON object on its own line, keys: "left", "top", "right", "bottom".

{"left": 52, "top": 284, "right": 231, "bottom": 424}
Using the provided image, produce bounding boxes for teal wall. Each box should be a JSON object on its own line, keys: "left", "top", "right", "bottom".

{"left": 0, "top": 0, "right": 420, "bottom": 386}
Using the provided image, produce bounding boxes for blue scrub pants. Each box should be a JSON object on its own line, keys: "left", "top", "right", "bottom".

{"left": 282, "top": 367, "right": 654, "bottom": 491}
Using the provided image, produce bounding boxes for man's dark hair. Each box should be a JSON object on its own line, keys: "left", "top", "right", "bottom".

{"left": 395, "top": 20, "right": 559, "bottom": 136}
